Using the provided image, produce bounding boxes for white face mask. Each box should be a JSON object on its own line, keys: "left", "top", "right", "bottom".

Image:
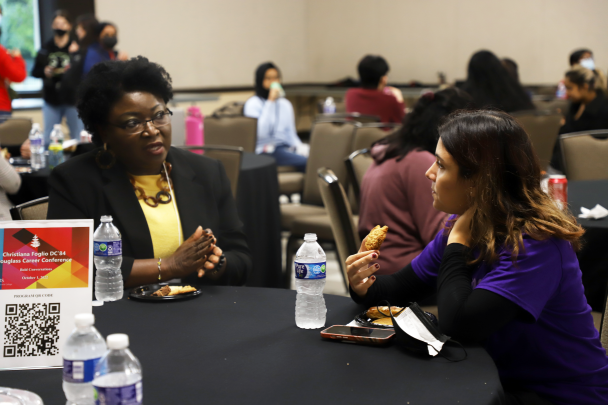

{"left": 580, "top": 58, "right": 595, "bottom": 71}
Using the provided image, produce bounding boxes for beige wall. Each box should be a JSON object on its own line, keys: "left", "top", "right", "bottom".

{"left": 95, "top": 0, "right": 608, "bottom": 87}
{"left": 95, "top": 0, "right": 309, "bottom": 89}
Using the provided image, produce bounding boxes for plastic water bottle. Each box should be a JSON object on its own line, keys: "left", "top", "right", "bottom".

{"left": 94, "top": 216, "right": 123, "bottom": 301}
{"left": 556, "top": 80, "right": 567, "bottom": 99}
{"left": 48, "top": 124, "right": 65, "bottom": 169}
{"left": 63, "top": 313, "right": 107, "bottom": 405}
{"left": 50, "top": 123, "right": 65, "bottom": 144}
{"left": 29, "top": 123, "right": 45, "bottom": 170}
{"left": 294, "top": 233, "right": 327, "bottom": 329}
{"left": 93, "top": 334, "right": 142, "bottom": 405}
{"left": 322, "top": 97, "right": 336, "bottom": 114}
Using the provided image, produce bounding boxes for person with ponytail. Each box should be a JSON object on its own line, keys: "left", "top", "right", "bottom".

{"left": 357, "top": 88, "right": 471, "bottom": 275}
{"left": 347, "top": 110, "right": 608, "bottom": 404}
{"left": 243, "top": 62, "right": 307, "bottom": 172}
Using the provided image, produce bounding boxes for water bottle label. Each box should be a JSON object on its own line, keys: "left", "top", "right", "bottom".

{"left": 63, "top": 357, "right": 100, "bottom": 383}
{"left": 294, "top": 262, "right": 326, "bottom": 279}
{"left": 94, "top": 241, "right": 122, "bottom": 256}
{"left": 94, "top": 381, "right": 142, "bottom": 405}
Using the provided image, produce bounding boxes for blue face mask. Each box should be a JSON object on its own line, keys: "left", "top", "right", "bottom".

{"left": 580, "top": 58, "right": 595, "bottom": 71}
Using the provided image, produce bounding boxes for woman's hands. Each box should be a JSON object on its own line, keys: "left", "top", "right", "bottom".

{"left": 198, "top": 245, "right": 224, "bottom": 278}
{"left": 165, "top": 226, "right": 215, "bottom": 279}
{"left": 345, "top": 237, "right": 380, "bottom": 298}
{"left": 448, "top": 207, "right": 474, "bottom": 246}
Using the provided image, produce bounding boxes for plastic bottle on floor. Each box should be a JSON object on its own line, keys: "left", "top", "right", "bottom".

{"left": 63, "top": 313, "right": 107, "bottom": 405}
{"left": 295, "top": 233, "right": 327, "bottom": 329}
{"left": 94, "top": 216, "right": 123, "bottom": 301}
{"left": 93, "top": 334, "right": 142, "bottom": 405}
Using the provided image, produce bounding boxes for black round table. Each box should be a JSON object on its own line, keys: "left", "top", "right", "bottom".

{"left": 0, "top": 287, "right": 503, "bottom": 404}
{"left": 569, "top": 180, "right": 608, "bottom": 229}
{"left": 8, "top": 152, "right": 282, "bottom": 289}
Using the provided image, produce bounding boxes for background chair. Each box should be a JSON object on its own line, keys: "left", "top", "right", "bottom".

{"left": 203, "top": 115, "right": 257, "bottom": 153}
{"left": 10, "top": 196, "right": 49, "bottom": 220}
{"left": 315, "top": 112, "right": 380, "bottom": 124}
{"left": 211, "top": 101, "right": 245, "bottom": 117}
{"left": 345, "top": 148, "right": 373, "bottom": 205}
{"left": 351, "top": 122, "right": 401, "bottom": 152}
{"left": 0, "top": 118, "right": 32, "bottom": 146}
{"left": 178, "top": 145, "right": 244, "bottom": 198}
{"left": 512, "top": 110, "right": 562, "bottom": 171}
{"left": 317, "top": 168, "right": 360, "bottom": 290}
{"left": 560, "top": 130, "right": 608, "bottom": 181}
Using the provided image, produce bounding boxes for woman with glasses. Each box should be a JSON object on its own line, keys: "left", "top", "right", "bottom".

{"left": 47, "top": 57, "right": 252, "bottom": 287}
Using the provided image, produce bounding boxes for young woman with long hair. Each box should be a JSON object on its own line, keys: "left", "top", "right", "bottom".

{"left": 347, "top": 110, "right": 607, "bottom": 404}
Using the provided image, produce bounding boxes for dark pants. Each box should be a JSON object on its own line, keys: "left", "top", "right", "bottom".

{"left": 265, "top": 145, "right": 307, "bottom": 173}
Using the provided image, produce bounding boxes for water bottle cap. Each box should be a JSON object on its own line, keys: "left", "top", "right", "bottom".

{"left": 32, "top": 123, "right": 41, "bottom": 130}
{"left": 53, "top": 124, "right": 62, "bottom": 130}
{"left": 107, "top": 333, "right": 129, "bottom": 350}
{"left": 304, "top": 233, "right": 317, "bottom": 241}
{"left": 100, "top": 215, "right": 113, "bottom": 223}
{"left": 74, "top": 313, "right": 94, "bottom": 328}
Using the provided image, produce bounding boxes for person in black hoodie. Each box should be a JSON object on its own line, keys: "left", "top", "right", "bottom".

{"left": 31, "top": 10, "right": 84, "bottom": 147}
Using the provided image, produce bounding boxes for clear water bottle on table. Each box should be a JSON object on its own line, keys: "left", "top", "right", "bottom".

{"left": 29, "top": 123, "right": 45, "bottom": 170}
{"left": 94, "top": 216, "right": 123, "bottom": 302}
{"left": 295, "top": 233, "right": 327, "bottom": 329}
{"left": 93, "top": 334, "right": 142, "bottom": 405}
{"left": 63, "top": 313, "right": 107, "bottom": 405}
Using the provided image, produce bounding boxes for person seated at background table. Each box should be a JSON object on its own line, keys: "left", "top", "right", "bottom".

{"left": 82, "top": 22, "right": 128, "bottom": 76}
{"left": 550, "top": 66, "right": 608, "bottom": 172}
{"left": 347, "top": 110, "right": 608, "bottom": 405}
{"left": 47, "top": 57, "right": 252, "bottom": 287}
{"left": 0, "top": 152, "right": 21, "bottom": 220}
{"left": 459, "top": 50, "right": 534, "bottom": 113}
{"left": 31, "top": 9, "right": 84, "bottom": 147}
{"left": 345, "top": 55, "right": 405, "bottom": 123}
{"left": 358, "top": 88, "right": 471, "bottom": 275}
{"left": 244, "top": 62, "right": 307, "bottom": 173}
{"left": 568, "top": 48, "right": 607, "bottom": 92}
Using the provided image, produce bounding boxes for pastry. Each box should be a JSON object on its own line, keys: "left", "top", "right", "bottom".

{"left": 151, "top": 285, "right": 171, "bottom": 297}
{"left": 366, "top": 306, "right": 404, "bottom": 319}
{"left": 371, "top": 317, "right": 393, "bottom": 326}
{"left": 365, "top": 225, "right": 388, "bottom": 250}
{"left": 168, "top": 285, "right": 197, "bottom": 296}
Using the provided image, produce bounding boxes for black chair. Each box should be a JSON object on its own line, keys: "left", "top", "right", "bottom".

{"left": 10, "top": 196, "right": 49, "bottom": 220}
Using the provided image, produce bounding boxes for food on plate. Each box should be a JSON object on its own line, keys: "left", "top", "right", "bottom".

{"left": 371, "top": 317, "right": 394, "bottom": 326}
{"left": 151, "top": 285, "right": 171, "bottom": 297}
{"left": 150, "top": 285, "right": 196, "bottom": 297}
{"left": 366, "top": 306, "right": 404, "bottom": 319}
{"left": 365, "top": 225, "right": 388, "bottom": 250}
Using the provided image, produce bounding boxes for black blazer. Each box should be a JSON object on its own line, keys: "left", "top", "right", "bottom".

{"left": 47, "top": 147, "right": 252, "bottom": 286}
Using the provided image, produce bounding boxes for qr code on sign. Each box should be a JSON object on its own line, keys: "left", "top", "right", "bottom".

{"left": 3, "top": 303, "right": 60, "bottom": 357}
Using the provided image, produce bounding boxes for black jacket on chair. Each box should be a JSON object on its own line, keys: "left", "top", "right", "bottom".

{"left": 47, "top": 146, "right": 252, "bottom": 286}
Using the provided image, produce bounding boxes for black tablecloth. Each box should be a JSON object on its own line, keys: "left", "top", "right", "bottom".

{"left": 1, "top": 287, "right": 503, "bottom": 404}
{"left": 8, "top": 152, "right": 282, "bottom": 289}
{"left": 569, "top": 180, "right": 608, "bottom": 310}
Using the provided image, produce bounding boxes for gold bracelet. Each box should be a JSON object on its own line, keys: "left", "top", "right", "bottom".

{"left": 157, "top": 258, "right": 162, "bottom": 280}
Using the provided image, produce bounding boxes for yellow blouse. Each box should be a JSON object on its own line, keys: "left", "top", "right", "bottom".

{"left": 130, "top": 174, "right": 182, "bottom": 259}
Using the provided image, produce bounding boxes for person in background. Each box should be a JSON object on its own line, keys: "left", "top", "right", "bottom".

{"left": 347, "top": 110, "right": 608, "bottom": 405}
{"left": 345, "top": 55, "right": 405, "bottom": 123}
{"left": 82, "top": 22, "right": 128, "bottom": 76}
{"left": 569, "top": 48, "right": 607, "bottom": 92}
{"left": 460, "top": 50, "right": 534, "bottom": 113}
{"left": 358, "top": 88, "right": 471, "bottom": 275}
{"left": 502, "top": 58, "right": 519, "bottom": 82}
{"left": 47, "top": 57, "right": 252, "bottom": 287}
{"left": 0, "top": 153, "right": 21, "bottom": 219}
{"left": 243, "top": 62, "right": 307, "bottom": 172}
{"left": 31, "top": 10, "right": 84, "bottom": 146}
{"left": 0, "top": 4, "right": 26, "bottom": 123}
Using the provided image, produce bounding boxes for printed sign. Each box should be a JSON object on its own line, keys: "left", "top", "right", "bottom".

{"left": 0, "top": 220, "right": 94, "bottom": 370}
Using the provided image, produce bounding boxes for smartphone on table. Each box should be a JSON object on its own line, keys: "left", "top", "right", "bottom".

{"left": 321, "top": 325, "right": 395, "bottom": 346}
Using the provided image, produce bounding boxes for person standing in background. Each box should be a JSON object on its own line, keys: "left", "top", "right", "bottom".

{"left": 345, "top": 55, "right": 405, "bottom": 123}
{"left": 82, "top": 22, "right": 128, "bottom": 76}
{"left": 31, "top": 10, "right": 84, "bottom": 146}
{"left": 0, "top": 4, "right": 26, "bottom": 123}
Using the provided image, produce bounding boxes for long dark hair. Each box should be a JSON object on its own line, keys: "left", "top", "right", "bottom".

{"left": 75, "top": 13, "right": 99, "bottom": 49}
{"left": 439, "top": 110, "right": 583, "bottom": 265}
{"left": 461, "top": 50, "right": 534, "bottom": 113}
{"left": 373, "top": 88, "right": 472, "bottom": 163}
{"left": 254, "top": 62, "right": 279, "bottom": 100}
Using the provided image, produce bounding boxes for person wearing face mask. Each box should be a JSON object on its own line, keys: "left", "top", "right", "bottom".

{"left": 569, "top": 49, "right": 607, "bottom": 92}
{"left": 82, "top": 22, "right": 128, "bottom": 76}
{"left": 243, "top": 62, "right": 307, "bottom": 172}
{"left": 347, "top": 110, "right": 608, "bottom": 405}
{"left": 0, "top": 4, "right": 27, "bottom": 123}
{"left": 31, "top": 10, "right": 84, "bottom": 146}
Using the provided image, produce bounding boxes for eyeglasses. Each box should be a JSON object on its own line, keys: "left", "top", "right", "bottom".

{"left": 111, "top": 109, "right": 173, "bottom": 134}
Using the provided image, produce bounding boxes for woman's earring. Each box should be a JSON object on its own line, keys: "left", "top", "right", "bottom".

{"left": 95, "top": 143, "right": 117, "bottom": 169}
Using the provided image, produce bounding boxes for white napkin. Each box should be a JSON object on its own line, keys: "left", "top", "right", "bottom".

{"left": 394, "top": 307, "right": 445, "bottom": 356}
{"left": 579, "top": 204, "right": 608, "bottom": 219}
